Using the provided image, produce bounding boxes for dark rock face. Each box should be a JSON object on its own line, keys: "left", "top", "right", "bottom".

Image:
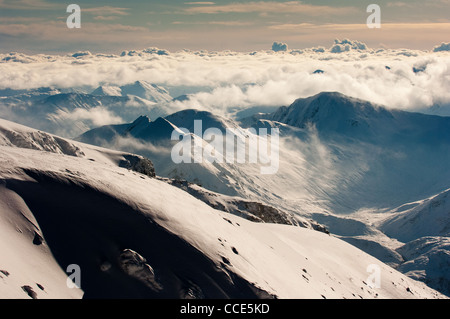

{"left": 120, "top": 155, "right": 156, "bottom": 178}
{"left": 163, "top": 178, "right": 330, "bottom": 234}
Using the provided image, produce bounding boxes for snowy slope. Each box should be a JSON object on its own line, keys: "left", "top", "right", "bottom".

{"left": 91, "top": 81, "right": 172, "bottom": 104}
{"left": 378, "top": 188, "right": 450, "bottom": 243}
{"left": 0, "top": 82, "right": 175, "bottom": 138}
{"left": 268, "top": 91, "right": 395, "bottom": 136}
{"left": 266, "top": 91, "right": 450, "bottom": 145}
{"left": 78, "top": 93, "right": 450, "bottom": 217}
{"left": 119, "top": 81, "right": 173, "bottom": 104}
{"left": 0, "top": 118, "right": 156, "bottom": 178}
{"left": 372, "top": 190, "right": 450, "bottom": 296}
{"left": 75, "top": 92, "right": 450, "bottom": 296}
{"left": 0, "top": 127, "right": 445, "bottom": 298}
{"left": 0, "top": 184, "right": 83, "bottom": 299}
{"left": 242, "top": 92, "right": 450, "bottom": 212}
{"left": 396, "top": 237, "right": 450, "bottom": 297}
{"left": 91, "top": 85, "right": 122, "bottom": 97}
{"left": 77, "top": 110, "right": 256, "bottom": 196}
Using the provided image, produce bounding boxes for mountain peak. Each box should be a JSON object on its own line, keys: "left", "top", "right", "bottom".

{"left": 165, "top": 109, "right": 239, "bottom": 134}
{"left": 269, "top": 91, "right": 392, "bottom": 133}
{"left": 120, "top": 81, "right": 172, "bottom": 103}
{"left": 90, "top": 81, "right": 172, "bottom": 104}
{"left": 91, "top": 85, "right": 122, "bottom": 96}
{"left": 124, "top": 115, "right": 152, "bottom": 136}
{"left": 131, "top": 115, "right": 151, "bottom": 125}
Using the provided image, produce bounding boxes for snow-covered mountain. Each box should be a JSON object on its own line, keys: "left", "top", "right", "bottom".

{"left": 0, "top": 81, "right": 175, "bottom": 138}
{"left": 75, "top": 92, "right": 450, "bottom": 297}
{"left": 379, "top": 188, "right": 450, "bottom": 243}
{"left": 0, "top": 117, "right": 445, "bottom": 299}
{"left": 77, "top": 110, "right": 254, "bottom": 196}
{"left": 265, "top": 91, "right": 450, "bottom": 142}
{"left": 91, "top": 85, "right": 123, "bottom": 97}
{"left": 0, "top": 87, "right": 62, "bottom": 102}
{"left": 79, "top": 92, "right": 450, "bottom": 212}
{"left": 91, "top": 81, "right": 173, "bottom": 104}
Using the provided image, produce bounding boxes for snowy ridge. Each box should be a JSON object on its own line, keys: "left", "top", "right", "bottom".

{"left": 372, "top": 189, "right": 450, "bottom": 296}
{"left": 77, "top": 110, "right": 258, "bottom": 196}
{"left": 91, "top": 81, "right": 172, "bottom": 104}
{"left": 0, "top": 118, "right": 155, "bottom": 178}
{"left": 379, "top": 188, "right": 450, "bottom": 243}
{"left": 162, "top": 178, "right": 329, "bottom": 233}
{"left": 119, "top": 81, "right": 172, "bottom": 104}
{"left": 75, "top": 92, "right": 450, "bottom": 297}
{"left": 396, "top": 237, "right": 450, "bottom": 297}
{"left": 0, "top": 81, "right": 175, "bottom": 138}
{"left": 268, "top": 92, "right": 393, "bottom": 133}
{"left": 0, "top": 145, "right": 444, "bottom": 298}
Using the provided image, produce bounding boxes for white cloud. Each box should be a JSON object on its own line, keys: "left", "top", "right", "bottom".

{"left": 83, "top": 6, "right": 130, "bottom": 16}
{"left": 0, "top": 0, "right": 56, "bottom": 10}
{"left": 1, "top": 41, "right": 450, "bottom": 117}
{"left": 182, "top": 1, "right": 358, "bottom": 16}
{"left": 185, "top": 2, "right": 216, "bottom": 5}
{"left": 330, "top": 39, "right": 368, "bottom": 53}
{"left": 46, "top": 107, "right": 124, "bottom": 137}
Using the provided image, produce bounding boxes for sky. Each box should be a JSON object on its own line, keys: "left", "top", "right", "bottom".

{"left": 0, "top": 0, "right": 449, "bottom": 53}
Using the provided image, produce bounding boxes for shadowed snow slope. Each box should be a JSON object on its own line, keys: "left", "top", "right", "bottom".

{"left": 74, "top": 92, "right": 450, "bottom": 297}
{"left": 79, "top": 92, "right": 450, "bottom": 214}
{"left": 0, "top": 119, "right": 445, "bottom": 299}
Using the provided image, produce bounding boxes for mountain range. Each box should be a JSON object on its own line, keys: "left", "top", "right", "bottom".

{"left": 0, "top": 81, "right": 176, "bottom": 138}
{"left": 76, "top": 91, "right": 450, "bottom": 296}
{"left": 0, "top": 117, "right": 445, "bottom": 299}
{"left": 0, "top": 86, "right": 449, "bottom": 298}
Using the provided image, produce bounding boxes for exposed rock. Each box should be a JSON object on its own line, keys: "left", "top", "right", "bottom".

{"left": 162, "top": 178, "right": 330, "bottom": 234}
{"left": 119, "top": 155, "right": 156, "bottom": 178}
{"left": 118, "top": 249, "right": 162, "bottom": 291}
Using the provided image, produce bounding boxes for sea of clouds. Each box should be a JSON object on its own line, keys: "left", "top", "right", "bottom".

{"left": 1, "top": 39, "right": 450, "bottom": 121}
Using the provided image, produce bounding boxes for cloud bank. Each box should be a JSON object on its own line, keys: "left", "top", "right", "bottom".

{"left": 1, "top": 40, "right": 450, "bottom": 118}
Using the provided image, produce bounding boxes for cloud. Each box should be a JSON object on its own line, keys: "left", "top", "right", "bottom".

{"left": 387, "top": 2, "right": 410, "bottom": 8}
{"left": 433, "top": 42, "right": 450, "bottom": 52}
{"left": 1, "top": 16, "right": 449, "bottom": 53}
{"left": 1, "top": 41, "right": 450, "bottom": 118}
{"left": 54, "top": 107, "right": 123, "bottom": 126}
{"left": 272, "top": 42, "right": 288, "bottom": 52}
{"left": 268, "top": 22, "right": 450, "bottom": 32}
{"left": 185, "top": 2, "right": 216, "bottom": 5}
{"left": 46, "top": 107, "right": 124, "bottom": 137}
{"left": 77, "top": 6, "right": 130, "bottom": 21}
{"left": 172, "top": 20, "right": 253, "bottom": 26}
{"left": 82, "top": 6, "right": 130, "bottom": 16}
{"left": 0, "top": 0, "right": 56, "bottom": 10}
{"left": 106, "top": 136, "right": 173, "bottom": 157}
{"left": 93, "top": 16, "right": 121, "bottom": 21}
{"left": 0, "top": 16, "right": 47, "bottom": 23}
{"left": 0, "top": 21, "right": 154, "bottom": 53}
{"left": 330, "top": 39, "right": 368, "bottom": 53}
{"left": 182, "top": 1, "right": 358, "bottom": 16}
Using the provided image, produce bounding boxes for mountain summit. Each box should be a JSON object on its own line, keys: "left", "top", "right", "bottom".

{"left": 91, "top": 80, "right": 172, "bottom": 104}
{"left": 269, "top": 92, "right": 394, "bottom": 133}
{"left": 119, "top": 81, "right": 172, "bottom": 103}
{"left": 263, "top": 91, "right": 450, "bottom": 144}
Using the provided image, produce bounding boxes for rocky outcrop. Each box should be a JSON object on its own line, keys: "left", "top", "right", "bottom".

{"left": 162, "top": 178, "right": 329, "bottom": 234}
{"left": 118, "top": 249, "right": 162, "bottom": 292}
{"left": 119, "top": 155, "right": 156, "bottom": 178}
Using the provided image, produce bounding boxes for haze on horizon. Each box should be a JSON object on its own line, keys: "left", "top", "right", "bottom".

{"left": 0, "top": 0, "right": 449, "bottom": 54}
